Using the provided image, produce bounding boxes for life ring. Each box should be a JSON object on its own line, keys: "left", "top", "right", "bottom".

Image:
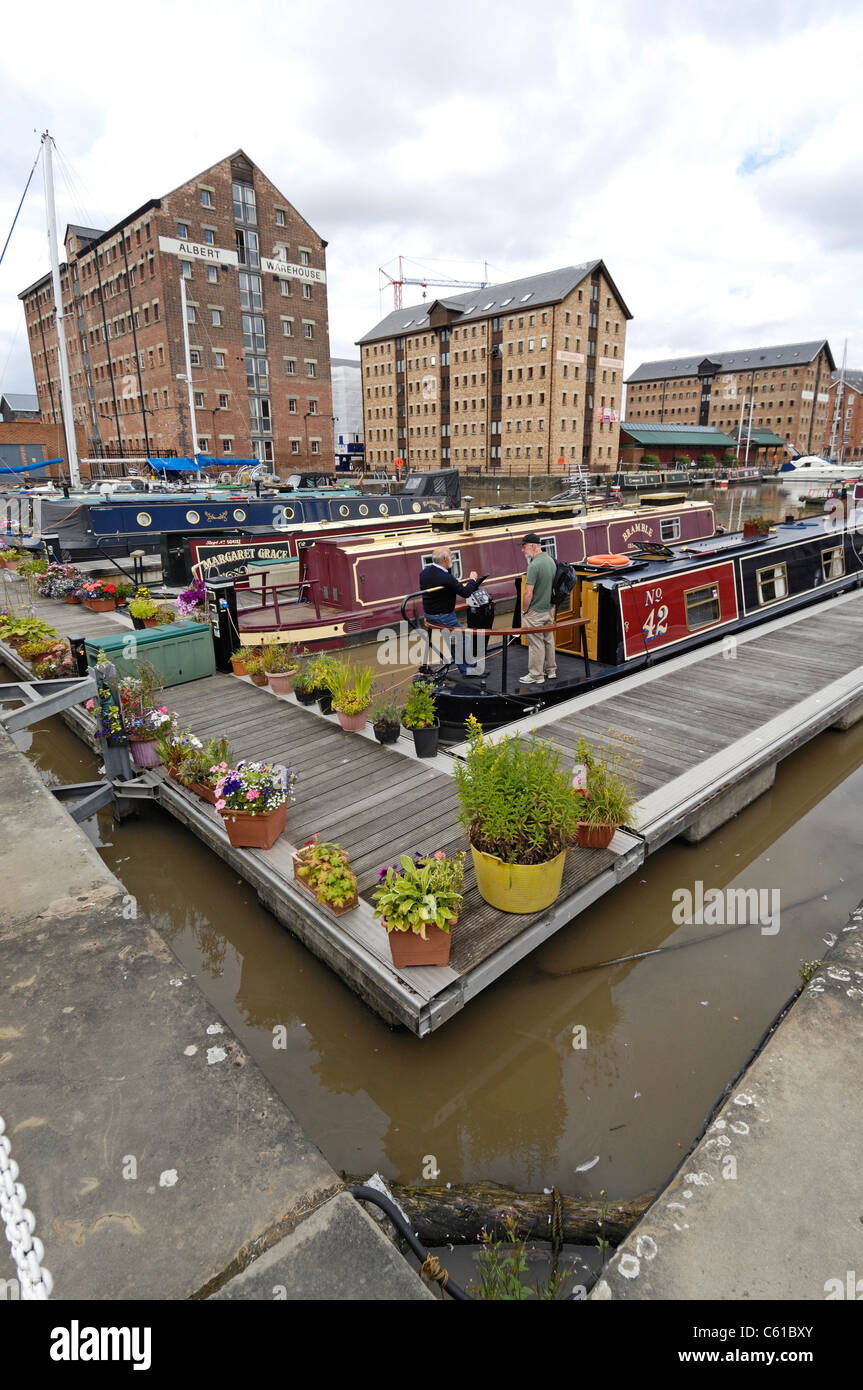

{"left": 586, "top": 553, "right": 631, "bottom": 568}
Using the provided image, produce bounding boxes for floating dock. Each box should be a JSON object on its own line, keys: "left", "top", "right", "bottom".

{"left": 3, "top": 583, "right": 863, "bottom": 1034}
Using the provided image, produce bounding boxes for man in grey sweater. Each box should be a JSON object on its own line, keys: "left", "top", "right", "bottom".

{"left": 520, "top": 532, "right": 557, "bottom": 684}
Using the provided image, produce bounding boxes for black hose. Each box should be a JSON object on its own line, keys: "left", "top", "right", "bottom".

{"left": 347, "top": 1184, "right": 474, "bottom": 1300}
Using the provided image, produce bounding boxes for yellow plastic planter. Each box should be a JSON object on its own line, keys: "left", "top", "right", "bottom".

{"left": 470, "top": 843, "right": 566, "bottom": 914}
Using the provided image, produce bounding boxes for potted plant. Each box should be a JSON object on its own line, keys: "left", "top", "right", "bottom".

{"left": 572, "top": 733, "right": 639, "bottom": 849}
{"left": 155, "top": 724, "right": 203, "bottom": 780}
{"left": 308, "top": 653, "right": 338, "bottom": 712}
{"left": 372, "top": 849, "right": 465, "bottom": 967}
{"left": 0, "top": 615, "right": 59, "bottom": 650}
{"left": 292, "top": 838, "right": 359, "bottom": 915}
{"left": 329, "top": 659, "right": 375, "bottom": 732}
{"left": 166, "top": 737, "right": 232, "bottom": 804}
{"left": 453, "top": 715, "right": 580, "bottom": 913}
{"left": 262, "top": 644, "right": 299, "bottom": 694}
{"left": 17, "top": 556, "right": 49, "bottom": 580}
{"left": 129, "top": 586, "right": 159, "bottom": 628}
{"left": 0, "top": 541, "right": 22, "bottom": 569}
{"left": 292, "top": 661, "right": 318, "bottom": 705}
{"left": 230, "top": 646, "right": 250, "bottom": 677}
{"left": 371, "top": 696, "right": 402, "bottom": 745}
{"left": 174, "top": 577, "right": 207, "bottom": 622}
{"left": 82, "top": 578, "right": 120, "bottom": 612}
{"left": 743, "top": 515, "right": 771, "bottom": 539}
{"left": 117, "top": 669, "right": 175, "bottom": 767}
{"left": 244, "top": 653, "right": 269, "bottom": 686}
{"left": 213, "top": 761, "right": 296, "bottom": 850}
{"left": 402, "top": 680, "right": 439, "bottom": 757}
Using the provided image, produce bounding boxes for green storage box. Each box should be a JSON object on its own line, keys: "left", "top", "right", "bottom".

{"left": 85, "top": 622, "right": 216, "bottom": 688}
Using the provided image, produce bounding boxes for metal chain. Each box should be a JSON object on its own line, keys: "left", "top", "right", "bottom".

{"left": 0, "top": 1117, "right": 53, "bottom": 1299}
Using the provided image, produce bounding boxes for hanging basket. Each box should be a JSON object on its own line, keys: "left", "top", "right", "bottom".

{"left": 128, "top": 738, "right": 161, "bottom": 769}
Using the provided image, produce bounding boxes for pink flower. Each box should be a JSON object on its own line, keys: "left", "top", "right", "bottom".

{"left": 246, "top": 789, "right": 260, "bottom": 800}
{"left": 85, "top": 699, "right": 95, "bottom": 710}
{"left": 434, "top": 850, "right": 445, "bottom": 860}
{"left": 215, "top": 798, "right": 226, "bottom": 811}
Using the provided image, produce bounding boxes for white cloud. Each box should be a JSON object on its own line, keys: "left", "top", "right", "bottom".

{"left": 1, "top": 0, "right": 862, "bottom": 405}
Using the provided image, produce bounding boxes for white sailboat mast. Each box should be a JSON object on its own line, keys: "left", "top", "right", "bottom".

{"left": 41, "top": 131, "right": 80, "bottom": 488}
{"left": 829, "top": 339, "right": 846, "bottom": 462}
{"left": 179, "top": 274, "right": 199, "bottom": 459}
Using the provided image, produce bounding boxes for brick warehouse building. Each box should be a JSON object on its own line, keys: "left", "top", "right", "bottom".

{"left": 826, "top": 369, "right": 863, "bottom": 461}
{"left": 624, "top": 339, "right": 835, "bottom": 458}
{"left": 357, "top": 262, "right": 632, "bottom": 476}
{"left": 19, "top": 150, "right": 333, "bottom": 473}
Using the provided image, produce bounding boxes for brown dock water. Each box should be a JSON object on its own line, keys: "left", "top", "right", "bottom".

{"left": 14, "top": 686, "right": 863, "bottom": 1202}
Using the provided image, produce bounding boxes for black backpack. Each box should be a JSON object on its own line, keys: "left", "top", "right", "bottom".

{"left": 551, "top": 560, "right": 579, "bottom": 611}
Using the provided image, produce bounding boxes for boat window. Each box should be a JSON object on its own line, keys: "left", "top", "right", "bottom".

{"left": 821, "top": 546, "right": 845, "bottom": 580}
{"left": 756, "top": 563, "right": 788, "bottom": 604}
{"left": 539, "top": 536, "right": 557, "bottom": 558}
{"left": 684, "top": 582, "right": 721, "bottom": 630}
{"left": 660, "top": 517, "right": 681, "bottom": 542}
{"left": 422, "top": 550, "right": 462, "bottom": 579}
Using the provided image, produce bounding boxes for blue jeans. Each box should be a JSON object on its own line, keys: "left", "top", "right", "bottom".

{"left": 427, "top": 610, "right": 476, "bottom": 674}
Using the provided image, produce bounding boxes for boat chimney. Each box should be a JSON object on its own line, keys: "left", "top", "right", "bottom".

{"left": 463, "top": 494, "right": 473, "bottom": 532}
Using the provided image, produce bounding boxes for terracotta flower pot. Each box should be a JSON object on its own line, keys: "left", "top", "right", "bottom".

{"left": 336, "top": 708, "right": 368, "bottom": 732}
{"left": 65, "top": 594, "right": 81, "bottom": 604}
{"left": 86, "top": 597, "right": 116, "bottom": 612}
{"left": 575, "top": 822, "right": 617, "bottom": 850}
{"left": 291, "top": 850, "right": 358, "bottom": 916}
{"left": 128, "top": 738, "right": 162, "bottom": 768}
{"left": 191, "top": 781, "right": 217, "bottom": 805}
{"left": 266, "top": 670, "right": 297, "bottom": 694}
{"left": 219, "top": 799, "right": 287, "bottom": 849}
{"left": 250, "top": 672, "right": 268, "bottom": 687}
{"left": 142, "top": 617, "right": 161, "bottom": 629}
{"left": 383, "top": 915, "right": 456, "bottom": 968}
{"left": 230, "top": 658, "right": 248, "bottom": 676}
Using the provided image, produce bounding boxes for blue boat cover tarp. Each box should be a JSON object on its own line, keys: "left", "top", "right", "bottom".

{"left": 0, "top": 457, "right": 63, "bottom": 476}
{"left": 145, "top": 457, "right": 204, "bottom": 473}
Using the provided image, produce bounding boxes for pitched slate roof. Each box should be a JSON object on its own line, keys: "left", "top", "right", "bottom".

{"left": 1, "top": 393, "right": 39, "bottom": 414}
{"left": 358, "top": 261, "right": 632, "bottom": 344}
{"left": 831, "top": 368, "right": 863, "bottom": 394}
{"left": 626, "top": 340, "right": 834, "bottom": 384}
{"left": 66, "top": 224, "right": 105, "bottom": 245}
{"left": 620, "top": 422, "right": 737, "bottom": 447}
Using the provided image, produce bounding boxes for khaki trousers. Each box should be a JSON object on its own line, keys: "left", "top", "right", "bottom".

{"left": 523, "top": 608, "right": 555, "bottom": 677}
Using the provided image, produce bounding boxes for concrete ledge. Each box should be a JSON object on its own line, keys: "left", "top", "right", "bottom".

{"left": 681, "top": 763, "right": 777, "bottom": 844}
{"left": 211, "top": 1191, "right": 434, "bottom": 1301}
{"left": 0, "top": 727, "right": 427, "bottom": 1300}
{"left": 590, "top": 907, "right": 863, "bottom": 1301}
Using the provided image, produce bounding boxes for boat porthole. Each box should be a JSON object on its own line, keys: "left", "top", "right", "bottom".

{"left": 379, "top": 503, "right": 389, "bottom": 515}
{"left": 282, "top": 506, "right": 295, "bottom": 521}
{"left": 359, "top": 504, "right": 368, "bottom": 516}
{"left": 412, "top": 502, "right": 422, "bottom": 512}
{"left": 136, "top": 512, "right": 152, "bottom": 528}
{"left": 186, "top": 510, "right": 200, "bottom": 525}
{"left": 339, "top": 504, "right": 350, "bottom": 517}
{"left": 233, "top": 509, "right": 246, "bottom": 522}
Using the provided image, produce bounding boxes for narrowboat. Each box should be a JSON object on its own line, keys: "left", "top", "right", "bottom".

{"left": 0, "top": 468, "right": 463, "bottom": 563}
{"left": 610, "top": 468, "right": 691, "bottom": 491}
{"left": 714, "top": 465, "right": 762, "bottom": 484}
{"left": 235, "top": 499, "right": 717, "bottom": 649}
{"left": 425, "top": 511, "right": 863, "bottom": 738}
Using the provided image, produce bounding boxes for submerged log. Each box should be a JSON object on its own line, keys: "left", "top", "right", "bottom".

{"left": 346, "top": 1177, "right": 654, "bottom": 1247}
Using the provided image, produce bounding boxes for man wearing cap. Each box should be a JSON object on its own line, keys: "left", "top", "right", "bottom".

{"left": 520, "top": 533, "right": 557, "bottom": 685}
{"left": 419, "top": 547, "right": 482, "bottom": 676}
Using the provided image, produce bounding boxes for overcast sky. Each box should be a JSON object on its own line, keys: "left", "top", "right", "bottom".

{"left": 1, "top": 0, "right": 861, "bottom": 404}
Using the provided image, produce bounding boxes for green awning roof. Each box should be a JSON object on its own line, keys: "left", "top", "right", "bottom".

{"left": 620, "top": 423, "right": 737, "bottom": 447}
{"left": 731, "top": 429, "right": 789, "bottom": 447}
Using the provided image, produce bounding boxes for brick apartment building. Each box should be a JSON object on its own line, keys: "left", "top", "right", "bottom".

{"left": 19, "top": 150, "right": 333, "bottom": 473}
{"left": 625, "top": 340, "right": 835, "bottom": 457}
{"left": 357, "top": 262, "right": 632, "bottom": 476}
{"left": 826, "top": 369, "right": 863, "bottom": 461}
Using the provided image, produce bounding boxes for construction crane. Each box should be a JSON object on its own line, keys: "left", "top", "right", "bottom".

{"left": 379, "top": 255, "right": 490, "bottom": 310}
